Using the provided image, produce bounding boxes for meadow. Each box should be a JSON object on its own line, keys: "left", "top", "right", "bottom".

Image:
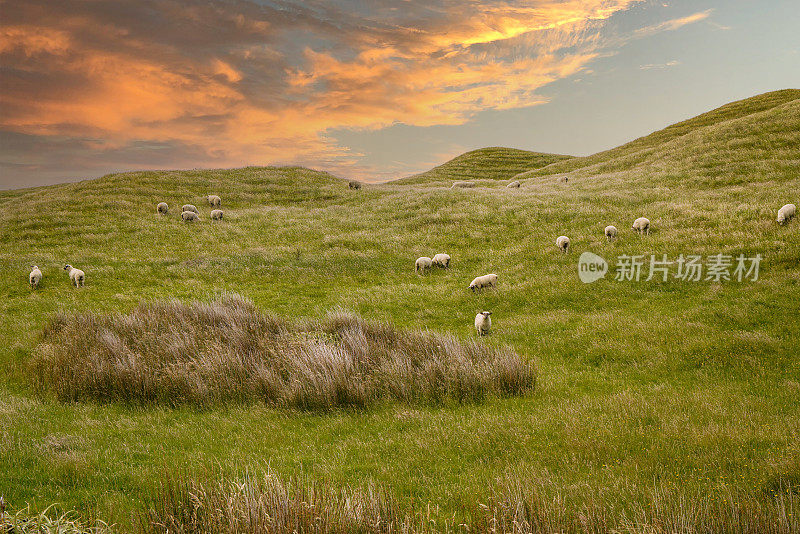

{"left": 1, "top": 90, "right": 799, "bottom": 532}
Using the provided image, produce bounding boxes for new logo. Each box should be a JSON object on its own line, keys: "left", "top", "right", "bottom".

{"left": 578, "top": 252, "right": 608, "bottom": 284}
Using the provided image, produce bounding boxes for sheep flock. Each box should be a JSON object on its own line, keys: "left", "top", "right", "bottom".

{"left": 22, "top": 178, "right": 795, "bottom": 335}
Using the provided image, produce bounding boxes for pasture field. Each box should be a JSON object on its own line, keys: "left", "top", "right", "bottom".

{"left": 1, "top": 90, "right": 799, "bottom": 532}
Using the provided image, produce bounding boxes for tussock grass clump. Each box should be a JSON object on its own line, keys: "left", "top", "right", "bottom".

{"left": 30, "top": 294, "right": 534, "bottom": 409}
{"left": 141, "top": 472, "right": 414, "bottom": 534}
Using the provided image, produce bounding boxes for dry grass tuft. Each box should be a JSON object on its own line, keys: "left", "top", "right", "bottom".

{"left": 0, "top": 504, "right": 111, "bottom": 534}
{"left": 141, "top": 472, "right": 415, "bottom": 534}
{"left": 30, "top": 294, "right": 535, "bottom": 409}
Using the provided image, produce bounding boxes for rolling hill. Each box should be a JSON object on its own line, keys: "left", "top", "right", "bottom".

{"left": 513, "top": 89, "right": 800, "bottom": 184}
{"left": 1, "top": 91, "right": 799, "bottom": 532}
{"left": 396, "top": 146, "right": 572, "bottom": 185}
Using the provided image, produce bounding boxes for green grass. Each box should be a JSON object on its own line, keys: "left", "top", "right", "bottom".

{"left": 520, "top": 88, "right": 800, "bottom": 182}
{"left": 396, "top": 146, "right": 572, "bottom": 185}
{"left": 1, "top": 91, "right": 799, "bottom": 531}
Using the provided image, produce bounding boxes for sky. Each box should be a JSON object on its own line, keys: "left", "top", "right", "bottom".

{"left": 1, "top": 0, "right": 798, "bottom": 189}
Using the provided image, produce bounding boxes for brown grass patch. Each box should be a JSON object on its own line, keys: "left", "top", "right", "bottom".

{"left": 29, "top": 294, "right": 534, "bottom": 409}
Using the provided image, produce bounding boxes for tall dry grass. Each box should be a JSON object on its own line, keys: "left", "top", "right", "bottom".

{"left": 140, "top": 470, "right": 800, "bottom": 534}
{"left": 141, "top": 472, "right": 415, "bottom": 534}
{"left": 478, "top": 475, "right": 799, "bottom": 534}
{"left": 0, "top": 504, "right": 111, "bottom": 534}
{"left": 30, "top": 293, "right": 534, "bottom": 409}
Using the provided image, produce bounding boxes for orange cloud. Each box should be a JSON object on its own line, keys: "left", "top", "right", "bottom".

{"left": 1, "top": 0, "right": 701, "bottom": 183}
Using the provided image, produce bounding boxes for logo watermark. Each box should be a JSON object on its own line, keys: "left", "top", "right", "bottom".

{"left": 578, "top": 252, "right": 609, "bottom": 283}
{"left": 579, "top": 253, "right": 762, "bottom": 284}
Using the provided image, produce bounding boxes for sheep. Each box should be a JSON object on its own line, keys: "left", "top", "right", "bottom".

{"left": 181, "top": 210, "right": 199, "bottom": 222}
{"left": 604, "top": 225, "right": 618, "bottom": 241}
{"left": 432, "top": 253, "right": 451, "bottom": 269}
{"left": 348, "top": 181, "right": 362, "bottom": 190}
{"left": 206, "top": 195, "right": 221, "bottom": 207}
{"left": 64, "top": 264, "right": 85, "bottom": 287}
{"left": 210, "top": 209, "right": 223, "bottom": 220}
{"left": 777, "top": 203, "right": 796, "bottom": 225}
{"left": 451, "top": 181, "right": 476, "bottom": 189}
{"left": 507, "top": 180, "right": 521, "bottom": 188}
{"left": 29, "top": 265, "right": 42, "bottom": 289}
{"left": 632, "top": 217, "right": 651, "bottom": 235}
{"left": 556, "top": 235, "right": 570, "bottom": 253}
{"left": 475, "top": 311, "right": 492, "bottom": 336}
{"left": 469, "top": 274, "right": 497, "bottom": 293}
{"left": 182, "top": 204, "right": 199, "bottom": 214}
{"left": 415, "top": 256, "right": 433, "bottom": 274}
{"left": 156, "top": 202, "right": 169, "bottom": 215}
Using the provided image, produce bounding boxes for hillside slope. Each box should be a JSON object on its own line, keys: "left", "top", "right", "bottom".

{"left": 515, "top": 89, "right": 800, "bottom": 183}
{"left": 1, "top": 92, "right": 799, "bottom": 529}
{"left": 396, "top": 147, "right": 572, "bottom": 185}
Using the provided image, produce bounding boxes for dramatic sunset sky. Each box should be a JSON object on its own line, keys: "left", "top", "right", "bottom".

{"left": 1, "top": 0, "right": 798, "bottom": 188}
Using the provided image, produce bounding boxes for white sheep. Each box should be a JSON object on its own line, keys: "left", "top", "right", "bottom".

{"left": 156, "top": 202, "right": 168, "bottom": 215}
{"left": 64, "top": 264, "right": 85, "bottom": 287}
{"left": 432, "top": 253, "right": 451, "bottom": 269}
{"left": 556, "top": 235, "right": 570, "bottom": 253}
{"left": 507, "top": 181, "right": 521, "bottom": 188}
{"left": 632, "top": 217, "right": 651, "bottom": 235}
{"left": 415, "top": 256, "right": 433, "bottom": 274}
{"left": 475, "top": 311, "right": 492, "bottom": 336}
{"left": 777, "top": 203, "right": 796, "bottom": 225}
{"left": 206, "top": 195, "right": 221, "bottom": 207}
{"left": 181, "top": 204, "right": 199, "bottom": 214}
{"left": 469, "top": 274, "right": 497, "bottom": 293}
{"left": 181, "top": 211, "right": 199, "bottom": 222}
{"left": 605, "top": 225, "right": 618, "bottom": 241}
{"left": 451, "top": 181, "right": 476, "bottom": 189}
{"left": 29, "top": 265, "right": 42, "bottom": 289}
{"left": 210, "top": 209, "right": 223, "bottom": 220}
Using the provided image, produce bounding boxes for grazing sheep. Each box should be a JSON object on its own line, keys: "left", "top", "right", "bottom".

{"left": 182, "top": 204, "right": 199, "bottom": 214}
{"left": 415, "top": 256, "right": 433, "bottom": 274}
{"left": 156, "top": 202, "right": 169, "bottom": 215}
{"left": 507, "top": 180, "right": 521, "bottom": 188}
{"left": 348, "top": 181, "right": 362, "bottom": 190}
{"left": 432, "top": 253, "right": 451, "bottom": 269}
{"left": 475, "top": 311, "right": 492, "bottom": 336}
{"left": 29, "top": 265, "right": 42, "bottom": 289}
{"left": 605, "top": 225, "right": 618, "bottom": 241}
{"left": 64, "top": 264, "right": 85, "bottom": 287}
{"left": 556, "top": 235, "right": 570, "bottom": 253}
{"left": 632, "top": 217, "right": 651, "bottom": 235}
{"left": 206, "top": 195, "right": 221, "bottom": 207}
{"left": 451, "top": 181, "right": 476, "bottom": 189}
{"left": 210, "top": 209, "right": 223, "bottom": 220}
{"left": 777, "top": 203, "right": 796, "bottom": 225}
{"left": 181, "top": 211, "right": 199, "bottom": 222}
{"left": 469, "top": 274, "right": 498, "bottom": 293}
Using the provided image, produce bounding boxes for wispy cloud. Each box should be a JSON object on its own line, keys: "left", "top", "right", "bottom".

{"left": 633, "top": 9, "right": 713, "bottom": 38}
{"left": 640, "top": 60, "right": 681, "bottom": 70}
{"left": 0, "top": 0, "right": 709, "bottom": 185}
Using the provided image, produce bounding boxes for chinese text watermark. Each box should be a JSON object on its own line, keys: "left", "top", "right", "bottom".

{"left": 578, "top": 253, "right": 762, "bottom": 284}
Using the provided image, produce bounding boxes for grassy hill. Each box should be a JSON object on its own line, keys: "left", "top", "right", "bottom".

{"left": 396, "top": 146, "right": 572, "bottom": 185}
{"left": 514, "top": 88, "right": 800, "bottom": 184}
{"left": 1, "top": 92, "right": 799, "bottom": 531}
